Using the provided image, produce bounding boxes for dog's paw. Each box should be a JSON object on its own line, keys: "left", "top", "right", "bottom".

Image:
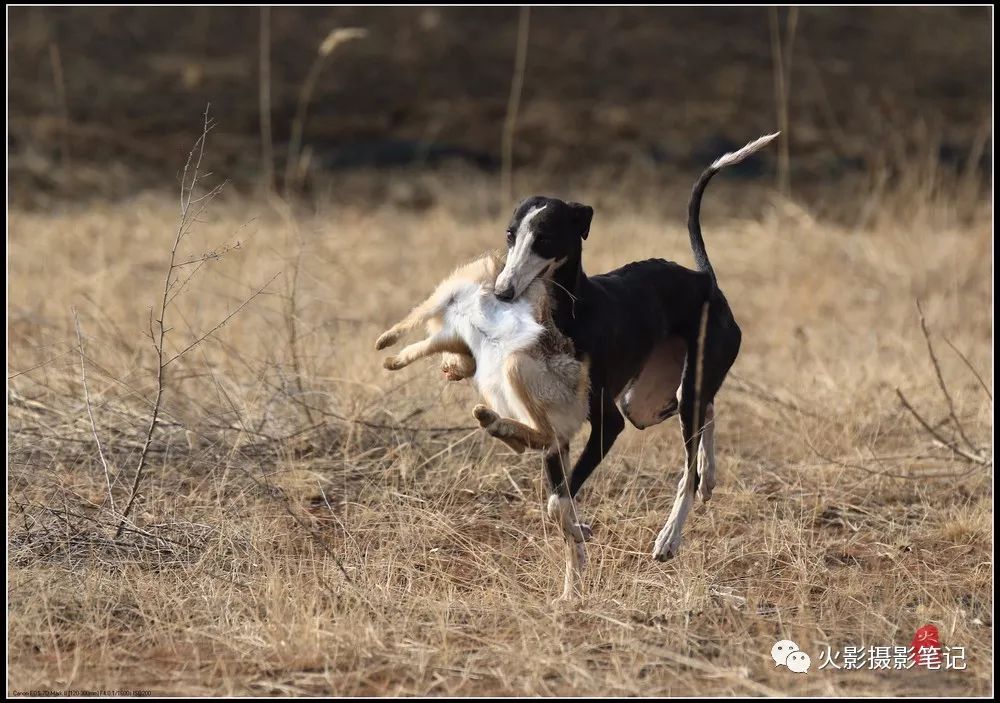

{"left": 546, "top": 495, "right": 592, "bottom": 543}
{"left": 375, "top": 330, "right": 398, "bottom": 350}
{"left": 652, "top": 523, "right": 683, "bottom": 561}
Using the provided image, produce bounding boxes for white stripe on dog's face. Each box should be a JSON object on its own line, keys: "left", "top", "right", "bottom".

{"left": 495, "top": 205, "right": 552, "bottom": 299}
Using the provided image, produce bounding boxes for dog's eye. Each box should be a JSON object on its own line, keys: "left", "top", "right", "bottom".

{"left": 506, "top": 230, "right": 515, "bottom": 246}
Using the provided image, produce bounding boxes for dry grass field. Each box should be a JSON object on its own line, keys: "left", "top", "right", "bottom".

{"left": 7, "top": 155, "right": 992, "bottom": 695}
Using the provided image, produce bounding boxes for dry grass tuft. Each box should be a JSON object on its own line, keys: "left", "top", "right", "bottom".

{"left": 7, "top": 165, "right": 992, "bottom": 695}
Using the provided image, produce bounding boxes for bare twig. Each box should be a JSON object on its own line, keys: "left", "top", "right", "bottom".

{"left": 915, "top": 300, "right": 977, "bottom": 452}
{"left": 73, "top": 308, "right": 115, "bottom": 514}
{"left": 163, "top": 272, "right": 280, "bottom": 367}
{"left": 943, "top": 336, "right": 992, "bottom": 401}
{"left": 117, "top": 108, "right": 270, "bottom": 537}
{"left": 804, "top": 435, "right": 980, "bottom": 481}
{"left": 285, "top": 241, "right": 316, "bottom": 423}
{"left": 895, "top": 389, "right": 988, "bottom": 466}
{"left": 500, "top": 6, "right": 531, "bottom": 206}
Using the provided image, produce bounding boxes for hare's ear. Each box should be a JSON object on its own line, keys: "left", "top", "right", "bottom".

{"left": 568, "top": 202, "right": 593, "bottom": 240}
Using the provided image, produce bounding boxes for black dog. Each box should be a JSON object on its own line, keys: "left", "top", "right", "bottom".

{"left": 493, "top": 133, "right": 778, "bottom": 561}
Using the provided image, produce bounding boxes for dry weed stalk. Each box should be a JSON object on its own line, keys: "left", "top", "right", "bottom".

{"left": 259, "top": 6, "right": 274, "bottom": 193}
{"left": 73, "top": 308, "right": 115, "bottom": 514}
{"left": 114, "top": 108, "right": 277, "bottom": 537}
{"left": 894, "top": 300, "right": 990, "bottom": 467}
{"left": 48, "top": 40, "right": 71, "bottom": 168}
{"left": 500, "top": 6, "right": 531, "bottom": 207}
{"left": 768, "top": 6, "right": 798, "bottom": 197}
{"left": 285, "top": 27, "right": 368, "bottom": 193}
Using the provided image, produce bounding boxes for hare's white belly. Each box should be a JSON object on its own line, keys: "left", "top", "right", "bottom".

{"left": 443, "top": 282, "right": 543, "bottom": 424}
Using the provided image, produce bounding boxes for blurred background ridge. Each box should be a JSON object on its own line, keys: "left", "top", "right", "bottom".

{"left": 8, "top": 6, "right": 992, "bottom": 207}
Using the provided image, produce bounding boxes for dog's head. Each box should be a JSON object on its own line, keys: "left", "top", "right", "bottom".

{"left": 494, "top": 196, "right": 593, "bottom": 301}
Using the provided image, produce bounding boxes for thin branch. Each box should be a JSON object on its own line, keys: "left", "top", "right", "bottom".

{"left": 73, "top": 309, "right": 115, "bottom": 514}
{"left": 163, "top": 272, "right": 280, "bottom": 367}
{"left": 768, "top": 6, "right": 797, "bottom": 197}
{"left": 804, "top": 435, "right": 979, "bottom": 481}
{"left": 895, "top": 388, "right": 989, "bottom": 466}
{"left": 117, "top": 107, "right": 214, "bottom": 538}
{"left": 943, "top": 336, "right": 992, "bottom": 401}
{"left": 915, "top": 300, "right": 977, "bottom": 452}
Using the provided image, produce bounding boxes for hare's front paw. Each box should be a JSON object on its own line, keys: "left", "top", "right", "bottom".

{"left": 375, "top": 330, "right": 398, "bottom": 350}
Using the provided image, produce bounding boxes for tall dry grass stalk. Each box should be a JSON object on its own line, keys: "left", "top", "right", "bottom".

{"left": 769, "top": 6, "right": 798, "bottom": 197}
{"left": 259, "top": 6, "right": 274, "bottom": 193}
{"left": 284, "top": 27, "right": 368, "bottom": 194}
{"left": 501, "top": 6, "right": 531, "bottom": 207}
{"left": 48, "top": 40, "right": 71, "bottom": 168}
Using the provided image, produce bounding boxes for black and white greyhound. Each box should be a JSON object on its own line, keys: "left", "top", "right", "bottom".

{"left": 492, "top": 133, "right": 778, "bottom": 561}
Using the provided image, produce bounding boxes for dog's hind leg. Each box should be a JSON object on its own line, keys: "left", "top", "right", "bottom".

{"left": 653, "top": 302, "right": 738, "bottom": 560}
{"left": 652, "top": 366, "right": 709, "bottom": 561}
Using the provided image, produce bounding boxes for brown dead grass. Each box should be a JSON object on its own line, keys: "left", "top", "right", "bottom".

{"left": 7, "top": 170, "right": 992, "bottom": 696}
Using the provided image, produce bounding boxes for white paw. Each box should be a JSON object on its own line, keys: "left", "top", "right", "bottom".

{"left": 653, "top": 522, "right": 683, "bottom": 561}
{"left": 546, "top": 494, "right": 591, "bottom": 543}
{"left": 698, "top": 477, "right": 715, "bottom": 503}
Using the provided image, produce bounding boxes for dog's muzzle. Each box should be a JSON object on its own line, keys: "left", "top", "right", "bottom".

{"left": 494, "top": 286, "right": 516, "bottom": 302}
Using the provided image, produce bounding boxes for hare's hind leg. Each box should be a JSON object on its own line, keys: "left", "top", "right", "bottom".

{"left": 472, "top": 405, "right": 550, "bottom": 452}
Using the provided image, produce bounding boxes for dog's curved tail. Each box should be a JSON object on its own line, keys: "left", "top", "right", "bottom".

{"left": 687, "top": 132, "right": 780, "bottom": 289}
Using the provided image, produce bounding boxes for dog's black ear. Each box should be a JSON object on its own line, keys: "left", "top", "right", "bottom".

{"left": 568, "top": 202, "right": 594, "bottom": 240}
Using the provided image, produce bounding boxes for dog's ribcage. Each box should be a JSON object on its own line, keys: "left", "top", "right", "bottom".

{"left": 441, "top": 280, "right": 544, "bottom": 424}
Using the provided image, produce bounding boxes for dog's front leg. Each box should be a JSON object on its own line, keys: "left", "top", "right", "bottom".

{"left": 543, "top": 444, "right": 592, "bottom": 603}
{"left": 547, "top": 493, "right": 591, "bottom": 603}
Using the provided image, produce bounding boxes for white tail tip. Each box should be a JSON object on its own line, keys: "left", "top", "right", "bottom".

{"left": 710, "top": 132, "right": 780, "bottom": 170}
